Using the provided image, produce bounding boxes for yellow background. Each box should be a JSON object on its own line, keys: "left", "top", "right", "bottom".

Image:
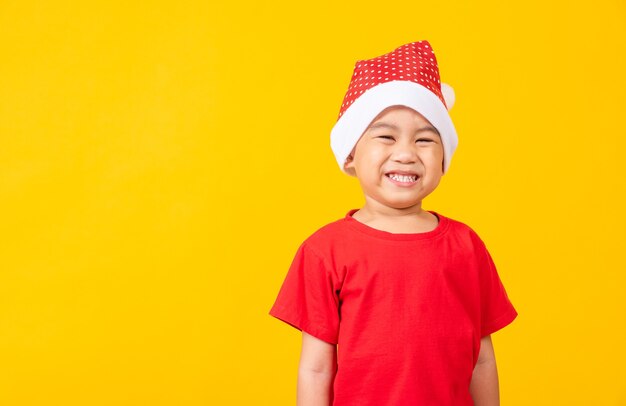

{"left": 1, "top": 0, "right": 625, "bottom": 404}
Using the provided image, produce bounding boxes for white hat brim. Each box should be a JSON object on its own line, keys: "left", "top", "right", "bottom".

{"left": 330, "top": 80, "right": 458, "bottom": 174}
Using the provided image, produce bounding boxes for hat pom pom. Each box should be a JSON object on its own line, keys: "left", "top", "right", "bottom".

{"left": 441, "top": 83, "right": 455, "bottom": 110}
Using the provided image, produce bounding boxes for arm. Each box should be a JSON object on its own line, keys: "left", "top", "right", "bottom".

{"left": 297, "top": 331, "right": 337, "bottom": 406}
{"left": 469, "top": 335, "right": 500, "bottom": 406}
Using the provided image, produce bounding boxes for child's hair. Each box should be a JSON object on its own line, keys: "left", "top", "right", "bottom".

{"left": 329, "top": 41, "right": 458, "bottom": 174}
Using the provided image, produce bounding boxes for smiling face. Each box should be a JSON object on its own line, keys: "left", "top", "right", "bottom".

{"left": 344, "top": 105, "right": 445, "bottom": 212}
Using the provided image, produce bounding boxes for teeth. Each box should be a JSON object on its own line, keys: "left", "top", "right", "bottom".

{"left": 388, "top": 173, "right": 417, "bottom": 183}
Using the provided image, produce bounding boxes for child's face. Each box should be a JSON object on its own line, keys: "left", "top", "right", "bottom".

{"left": 344, "top": 105, "right": 444, "bottom": 210}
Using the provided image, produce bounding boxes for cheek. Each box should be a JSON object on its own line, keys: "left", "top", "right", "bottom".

{"left": 425, "top": 147, "right": 444, "bottom": 161}
{"left": 354, "top": 147, "right": 382, "bottom": 166}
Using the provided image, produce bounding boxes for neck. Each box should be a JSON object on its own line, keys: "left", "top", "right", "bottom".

{"left": 359, "top": 197, "right": 424, "bottom": 219}
{"left": 352, "top": 198, "right": 438, "bottom": 234}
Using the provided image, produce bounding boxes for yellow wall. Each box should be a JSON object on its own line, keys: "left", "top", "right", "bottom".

{"left": 1, "top": 1, "right": 625, "bottom": 404}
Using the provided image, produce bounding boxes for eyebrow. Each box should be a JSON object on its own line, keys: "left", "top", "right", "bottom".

{"left": 366, "top": 121, "right": 440, "bottom": 135}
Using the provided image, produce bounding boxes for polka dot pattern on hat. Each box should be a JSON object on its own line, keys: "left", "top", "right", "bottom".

{"left": 337, "top": 41, "right": 447, "bottom": 119}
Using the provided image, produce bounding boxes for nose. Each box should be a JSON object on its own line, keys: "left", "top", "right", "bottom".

{"left": 391, "top": 140, "right": 417, "bottom": 164}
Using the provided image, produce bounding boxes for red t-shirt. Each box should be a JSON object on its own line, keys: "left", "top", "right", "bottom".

{"left": 269, "top": 210, "right": 518, "bottom": 405}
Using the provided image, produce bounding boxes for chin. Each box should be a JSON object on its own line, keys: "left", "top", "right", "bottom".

{"left": 385, "top": 200, "right": 423, "bottom": 210}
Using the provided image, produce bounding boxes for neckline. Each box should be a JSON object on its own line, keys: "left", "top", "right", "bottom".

{"left": 343, "top": 209, "right": 449, "bottom": 241}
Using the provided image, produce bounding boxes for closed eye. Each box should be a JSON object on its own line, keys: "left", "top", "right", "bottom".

{"left": 377, "top": 135, "right": 395, "bottom": 141}
{"left": 416, "top": 138, "right": 435, "bottom": 143}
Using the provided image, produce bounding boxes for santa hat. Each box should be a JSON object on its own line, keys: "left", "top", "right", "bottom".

{"left": 330, "top": 41, "right": 458, "bottom": 173}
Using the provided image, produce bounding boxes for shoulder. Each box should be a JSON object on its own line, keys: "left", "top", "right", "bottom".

{"left": 292, "top": 213, "right": 359, "bottom": 262}
{"left": 301, "top": 215, "right": 353, "bottom": 248}
{"left": 435, "top": 214, "right": 499, "bottom": 271}
{"left": 287, "top": 215, "right": 356, "bottom": 281}
{"left": 435, "top": 212, "right": 489, "bottom": 248}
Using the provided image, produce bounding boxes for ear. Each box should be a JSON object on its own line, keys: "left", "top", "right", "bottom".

{"left": 343, "top": 154, "right": 357, "bottom": 177}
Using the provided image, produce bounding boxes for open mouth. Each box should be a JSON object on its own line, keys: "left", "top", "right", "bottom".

{"left": 385, "top": 173, "right": 419, "bottom": 183}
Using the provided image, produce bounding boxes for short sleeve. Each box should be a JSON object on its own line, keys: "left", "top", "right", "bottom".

{"left": 268, "top": 243, "right": 341, "bottom": 345}
{"left": 476, "top": 239, "right": 518, "bottom": 337}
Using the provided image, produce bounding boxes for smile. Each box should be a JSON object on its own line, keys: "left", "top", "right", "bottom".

{"left": 386, "top": 173, "right": 418, "bottom": 183}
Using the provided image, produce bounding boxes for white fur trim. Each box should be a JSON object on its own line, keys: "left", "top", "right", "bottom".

{"left": 441, "top": 83, "right": 455, "bottom": 110}
{"left": 330, "top": 80, "right": 458, "bottom": 174}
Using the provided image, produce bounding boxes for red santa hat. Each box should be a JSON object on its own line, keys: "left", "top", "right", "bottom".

{"left": 330, "top": 41, "right": 458, "bottom": 173}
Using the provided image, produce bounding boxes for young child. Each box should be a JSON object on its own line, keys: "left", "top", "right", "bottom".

{"left": 269, "top": 40, "right": 517, "bottom": 406}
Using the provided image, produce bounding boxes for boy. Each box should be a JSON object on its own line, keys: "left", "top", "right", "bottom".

{"left": 269, "top": 41, "right": 517, "bottom": 406}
